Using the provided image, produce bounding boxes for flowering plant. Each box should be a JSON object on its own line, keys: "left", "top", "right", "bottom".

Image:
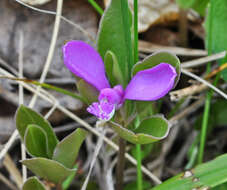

{"left": 63, "top": 40, "right": 180, "bottom": 144}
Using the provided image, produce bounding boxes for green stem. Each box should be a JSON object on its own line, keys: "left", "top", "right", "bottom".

{"left": 87, "top": 0, "right": 104, "bottom": 15}
{"left": 198, "top": 74, "right": 220, "bottom": 164}
{"left": 136, "top": 144, "right": 143, "bottom": 190}
{"left": 197, "top": 1, "right": 214, "bottom": 164}
{"left": 198, "top": 91, "right": 211, "bottom": 164}
{"left": 134, "top": 0, "right": 143, "bottom": 189}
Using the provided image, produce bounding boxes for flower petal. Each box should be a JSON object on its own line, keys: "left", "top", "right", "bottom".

{"left": 63, "top": 41, "right": 110, "bottom": 91}
{"left": 87, "top": 101, "right": 115, "bottom": 121}
{"left": 124, "top": 63, "right": 177, "bottom": 101}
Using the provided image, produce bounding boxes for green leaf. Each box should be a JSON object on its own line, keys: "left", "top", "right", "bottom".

{"left": 213, "top": 182, "right": 227, "bottom": 190}
{"left": 62, "top": 164, "right": 77, "bottom": 190}
{"left": 135, "top": 101, "right": 154, "bottom": 120}
{"left": 109, "top": 115, "right": 170, "bottom": 144}
{"left": 205, "top": 0, "right": 227, "bottom": 81}
{"left": 104, "top": 51, "right": 124, "bottom": 86}
{"left": 24, "top": 124, "right": 49, "bottom": 158}
{"left": 23, "top": 177, "right": 46, "bottom": 190}
{"left": 151, "top": 154, "right": 227, "bottom": 190}
{"left": 52, "top": 128, "right": 87, "bottom": 169}
{"left": 77, "top": 79, "right": 99, "bottom": 104}
{"left": 22, "top": 158, "right": 77, "bottom": 184}
{"left": 132, "top": 51, "right": 181, "bottom": 87}
{"left": 97, "top": 0, "right": 133, "bottom": 86}
{"left": 16, "top": 105, "right": 58, "bottom": 157}
{"left": 176, "top": 0, "right": 209, "bottom": 16}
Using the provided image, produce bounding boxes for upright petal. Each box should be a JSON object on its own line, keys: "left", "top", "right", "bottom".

{"left": 63, "top": 41, "right": 110, "bottom": 91}
{"left": 124, "top": 63, "right": 177, "bottom": 101}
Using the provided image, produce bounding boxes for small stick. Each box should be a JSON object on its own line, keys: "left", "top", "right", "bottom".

{"left": 182, "top": 69, "right": 227, "bottom": 99}
{"left": 139, "top": 40, "right": 207, "bottom": 57}
{"left": 29, "top": 0, "right": 63, "bottom": 108}
{"left": 170, "top": 84, "right": 207, "bottom": 101}
{"left": 205, "top": 63, "right": 227, "bottom": 79}
{"left": 182, "top": 51, "right": 226, "bottom": 68}
{"left": 18, "top": 30, "right": 27, "bottom": 183}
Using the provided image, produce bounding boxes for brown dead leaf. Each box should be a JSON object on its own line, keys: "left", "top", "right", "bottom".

{"left": 21, "top": 0, "right": 51, "bottom": 6}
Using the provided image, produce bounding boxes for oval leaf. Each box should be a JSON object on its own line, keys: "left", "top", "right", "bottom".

{"left": 132, "top": 51, "right": 181, "bottom": 87}
{"left": 16, "top": 105, "right": 58, "bottom": 157}
{"left": 104, "top": 51, "right": 124, "bottom": 86}
{"left": 52, "top": 128, "right": 87, "bottom": 169}
{"left": 24, "top": 124, "right": 49, "bottom": 158}
{"left": 23, "top": 177, "right": 46, "bottom": 190}
{"left": 22, "top": 158, "right": 77, "bottom": 184}
{"left": 109, "top": 115, "right": 170, "bottom": 144}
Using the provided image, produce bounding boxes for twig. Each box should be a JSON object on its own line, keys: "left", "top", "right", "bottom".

{"left": 0, "top": 130, "right": 18, "bottom": 161}
{"left": 205, "top": 63, "right": 227, "bottom": 79}
{"left": 139, "top": 40, "right": 207, "bottom": 56}
{"left": 182, "top": 69, "right": 227, "bottom": 99}
{"left": 29, "top": 0, "right": 63, "bottom": 108}
{"left": 3, "top": 154, "right": 23, "bottom": 188}
{"left": 169, "top": 97, "right": 205, "bottom": 123}
{"left": 181, "top": 51, "right": 226, "bottom": 68}
{"left": 0, "top": 172, "right": 18, "bottom": 190}
{"left": 81, "top": 128, "right": 106, "bottom": 190}
{"left": 170, "top": 84, "right": 207, "bottom": 101}
{"left": 0, "top": 67, "right": 161, "bottom": 184}
{"left": 14, "top": 0, "right": 95, "bottom": 42}
{"left": 18, "top": 30, "right": 27, "bottom": 183}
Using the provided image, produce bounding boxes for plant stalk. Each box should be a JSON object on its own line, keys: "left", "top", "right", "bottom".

{"left": 136, "top": 144, "right": 143, "bottom": 190}
{"left": 87, "top": 0, "right": 104, "bottom": 15}
{"left": 134, "top": 0, "right": 143, "bottom": 189}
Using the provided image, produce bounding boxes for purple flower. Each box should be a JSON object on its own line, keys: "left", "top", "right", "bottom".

{"left": 63, "top": 41, "right": 177, "bottom": 121}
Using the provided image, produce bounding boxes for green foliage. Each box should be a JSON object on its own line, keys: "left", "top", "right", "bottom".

{"left": 104, "top": 51, "right": 124, "bottom": 86}
{"left": 24, "top": 124, "right": 49, "bottom": 158}
{"left": 52, "top": 128, "right": 87, "bottom": 169}
{"left": 97, "top": 0, "right": 133, "bottom": 86}
{"left": 16, "top": 105, "right": 87, "bottom": 187}
{"left": 213, "top": 182, "right": 227, "bottom": 190}
{"left": 110, "top": 115, "right": 170, "bottom": 144}
{"left": 132, "top": 51, "right": 181, "bottom": 87}
{"left": 62, "top": 164, "right": 77, "bottom": 190}
{"left": 176, "top": 0, "right": 209, "bottom": 15}
{"left": 22, "top": 177, "right": 46, "bottom": 190}
{"left": 205, "top": 0, "right": 227, "bottom": 81}
{"left": 16, "top": 105, "right": 58, "bottom": 157}
{"left": 22, "top": 158, "right": 77, "bottom": 184}
{"left": 151, "top": 154, "right": 227, "bottom": 190}
{"left": 77, "top": 79, "right": 99, "bottom": 104}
